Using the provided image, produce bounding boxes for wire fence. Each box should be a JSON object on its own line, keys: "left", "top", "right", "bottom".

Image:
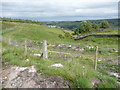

{"left": 2, "top": 37, "right": 76, "bottom": 61}
{"left": 2, "top": 37, "right": 118, "bottom": 68}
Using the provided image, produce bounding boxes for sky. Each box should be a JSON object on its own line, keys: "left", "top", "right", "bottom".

{"left": 1, "top": 0, "right": 119, "bottom": 21}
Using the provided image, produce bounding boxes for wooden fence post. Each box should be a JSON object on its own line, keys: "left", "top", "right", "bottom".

{"left": 95, "top": 46, "right": 98, "bottom": 70}
{"left": 42, "top": 40, "right": 48, "bottom": 59}
{"left": 24, "top": 40, "right": 27, "bottom": 56}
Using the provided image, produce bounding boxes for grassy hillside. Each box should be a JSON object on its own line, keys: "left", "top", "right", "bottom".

{"left": 1, "top": 21, "right": 118, "bottom": 47}
{"left": 1, "top": 22, "right": 74, "bottom": 44}
{"left": 1, "top": 21, "right": 119, "bottom": 88}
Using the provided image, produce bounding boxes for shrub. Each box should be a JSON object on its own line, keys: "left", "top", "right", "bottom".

{"left": 58, "top": 34, "right": 64, "bottom": 39}
{"left": 100, "top": 20, "right": 111, "bottom": 29}
{"left": 92, "top": 23, "right": 100, "bottom": 31}
{"left": 64, "top": 32, "right": 73, "bottom": 39}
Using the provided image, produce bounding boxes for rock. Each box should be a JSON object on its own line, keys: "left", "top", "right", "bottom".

{"left": 71, "top": 46, "right": 76, "bottom": 49}
{"left": 67, "top": 45, "right": 72, "bottom": 48}
{"left": 115, "top": 50, "right": 118, "bottom": 52}
{"left": 75, "top": 49, "right": 79, "bottom": 51}
{"left": 1, "top": 65, "right": 69, "bottom": 88}
{"left": 25, "top": 59, "right": 29, "bottom": 62}
{"left": 50, "top": 63, "right": 64, "bottom": 68}
{"left": 15, "top": 45, "right": 19, "bottom": 47}
{"left": 57, "top": 44, "right": 65, "bottom": 47}
{"left": 98, "top": 59, "right": 102, "bottom": 62}
{"left": 58, "top": 44, "right": 62, "bottom": 47}
{"left": 82, "top": 66, "right": 85, "bottom": 69}
{"left": 86, "top": 46, "right": 94, "bottom": 49}
{"left": 28, "top": 66, "right": 36, "bottom": 73}
{"left": 48, "top": 44, "right": 56, "bottom": 47}
{"left": 33, "top": 53, "right": 41, "bottom": 57}
{"left": 107, "top": 71, "right": 119, "bottom": 78}
{"left": 91, "top": 78, "right": 101, "bottom": 88}
{"left": 78, "top": 48, "right": 84, "bottom": 52}
{"left": 45, "top": 76, "right": 69, "bottom": 88}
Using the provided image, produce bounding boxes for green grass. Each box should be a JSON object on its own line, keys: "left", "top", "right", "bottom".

{"left": 0, "top": 22, "right": 16, "bottom": 30}
{"left": 1, "top": 21, "right": 119, "bottom": 88}
{"left": 80, "top": 36, "right": 118, "bottom": 48}
{"left": 64, "top": 30, "right": 74, "bottom": 34}
{"left": 2, "top": 41, "right": 119, "bottom": 88}
{"left": 94, "top": 29, "right": 118, "bottom": 34}
{"left": 97, "top": 75, "right": 119, "bottom": 88}
{"left": 2, "top": 41, "right": 97, "bottom": 88}
{"left": 2, "top": 22, "right": 74, "bottom": 44}
{"left": 74, "top": 78, "right": 92, "bottom": 88}
{"left": 2, "top": 22, "right": 118, "bottom": 48}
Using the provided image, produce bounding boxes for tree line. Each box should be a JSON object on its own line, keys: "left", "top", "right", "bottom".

{"left": 46, "top": 19, "right": 119, "bottom": 31}
{"left": 74, "top": 20, "right": 111, "bottom": 35}
{"left": 0, "top": 17, "right": 44, "bottom": 25}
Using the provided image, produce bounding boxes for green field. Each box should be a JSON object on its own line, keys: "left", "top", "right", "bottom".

{"left": 94, "top": 29, "right": 118, "bottom": 34}
{"left": 1, "top": 22, "right": 118, "bottom": 47}
{"left": 1, "top": 21, "right": 119, "bottom": 88}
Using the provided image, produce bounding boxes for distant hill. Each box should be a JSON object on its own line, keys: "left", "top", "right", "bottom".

{"left": 45, "top": 19, "right": 119, "bottom": 31}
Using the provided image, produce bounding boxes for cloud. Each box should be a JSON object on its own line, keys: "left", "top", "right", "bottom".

{"left": 1, "top": 0, "right": 119, "bottom": 21}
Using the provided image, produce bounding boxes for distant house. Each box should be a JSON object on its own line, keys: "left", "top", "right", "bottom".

{"left": 48, "top": 25, "right": 57, "bottom": 28}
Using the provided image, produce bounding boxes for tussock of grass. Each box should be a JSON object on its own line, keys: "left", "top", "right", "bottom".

{"left": 74, "top": 78, "right": 92, "bottom": 88}
{"left": 96, "top": 74, "right": 119, "bottom": 88}
{"left": 98, "top": 82, "right": 116, "bottom": 88}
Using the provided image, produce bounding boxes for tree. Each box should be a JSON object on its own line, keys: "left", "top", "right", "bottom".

{"left": 74, "top": 28, "right": 79, "bottom": 35}
{"left": 74, "top": 21, "right": 93, "bottom": 34}
{"left": 100, "top": 20, "right": 110, "bottom": 29}
{"left": 92, "top": 23, "right": 100, "bottom": 31}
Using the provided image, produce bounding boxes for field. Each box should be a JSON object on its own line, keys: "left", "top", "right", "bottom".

{"left": 94, "top": 29, "right": 118, "bottom": 34}
{"left": 1, "top": 21, "right": 119, "bottom": 88}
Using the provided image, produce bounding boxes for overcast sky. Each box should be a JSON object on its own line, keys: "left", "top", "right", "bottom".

{"left": 1, "top": 0, "right": 119, "bottom": 21}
